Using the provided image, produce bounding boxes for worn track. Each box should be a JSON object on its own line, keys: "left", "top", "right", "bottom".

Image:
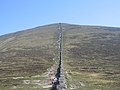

{"left": 51, "top": 23, "right": 67, "bottom": 90}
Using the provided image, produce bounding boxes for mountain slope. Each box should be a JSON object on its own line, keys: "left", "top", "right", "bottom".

{"left": 0, "top": 24, "right": 59, "bottom": 89}
{"left": 62, "top": 24, "right": 120, "bottom": 90}
{"left": 0, "top": 23, "right": 120, "bottom": 90}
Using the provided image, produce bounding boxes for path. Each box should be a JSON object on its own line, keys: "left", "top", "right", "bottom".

{"left": 51, "top": 23, "right": 67, "bottom": 90}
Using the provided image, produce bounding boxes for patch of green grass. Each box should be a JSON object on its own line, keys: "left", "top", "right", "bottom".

{"left": 0, "top": 24, "right": 59, "bottom": 90}
{"left": 63, "top": 26, "right": 120, "bottom": 90}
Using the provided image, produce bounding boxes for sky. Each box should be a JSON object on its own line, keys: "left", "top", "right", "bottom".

{"left": 0, "top": 0, "right": 120, "bottom": 35}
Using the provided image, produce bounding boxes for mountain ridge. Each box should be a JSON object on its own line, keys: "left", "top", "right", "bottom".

{"left": 1, "top": 23, "right": 120, "bottom": 38}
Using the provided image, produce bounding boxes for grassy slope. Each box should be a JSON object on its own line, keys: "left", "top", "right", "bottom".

{"left": 62, "top": 24, "right": 120, "bottom": 90}
{"left": 0, "top": 24, "right": 59, "bottom": 90}
{"left": 0, "top": 23, "right": 120, "bottom": 90}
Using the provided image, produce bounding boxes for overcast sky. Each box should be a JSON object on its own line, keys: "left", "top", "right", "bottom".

{"left": 0, "top": 0, "right": 120, "bottom": 35}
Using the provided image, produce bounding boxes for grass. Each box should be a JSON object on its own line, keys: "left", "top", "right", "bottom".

{"left": 62, "top": 25, "right": 120, "bottom": 90}
{"left": 0, "top": 24, "right": 59, "bottom": 90}
{"left": 0, "top": 23, "right": 120, "bottom": 90}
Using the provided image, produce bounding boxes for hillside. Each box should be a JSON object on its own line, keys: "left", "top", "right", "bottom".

{"left": 0, "top": 24, "right": 58, "bottom": 89}
{"left": 62, "top": 24, "right": 120, "bottom": 90}
{"left": 0, "top": 23, "right": 120, "bottom": 90}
